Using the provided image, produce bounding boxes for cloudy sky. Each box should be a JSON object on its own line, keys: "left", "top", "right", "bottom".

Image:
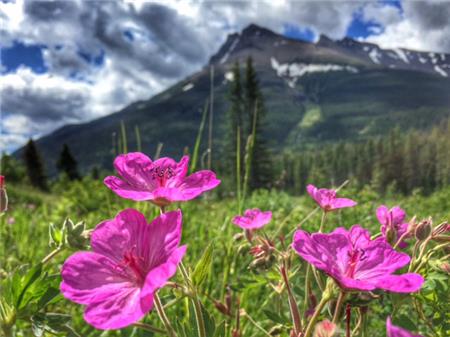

{"left": 1, "top": 0, "right": 450, "bottom": 152}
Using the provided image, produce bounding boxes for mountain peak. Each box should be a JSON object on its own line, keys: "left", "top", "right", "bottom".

{"left": 241, "top": 23, "right": 278, "bottom": 38}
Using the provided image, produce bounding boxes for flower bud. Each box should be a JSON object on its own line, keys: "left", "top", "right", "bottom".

{"left": 0, "top": 175, "right": 8, "bottom": 214}
{"left": 233, "top": 232, "right": 245, "bottom": 241}
{"left": 214, "top": 300, "right": 230, "bottom": 316}
{"left": 313, "top": 320, "right": 337, "bottom": 337}
{"left": 415, "top": 219, "right": 432, "bottom": 241}
{"left": 440, "top": 262, "right": 450, "bottom": 274}
{"left": 66, "top": 220, "right": 89, "bottom": 249}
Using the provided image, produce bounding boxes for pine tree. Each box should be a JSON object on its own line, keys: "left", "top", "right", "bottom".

{"left": 23, "top": 139, "right": 48, "bottom": 191}
{"left": 57, "top": 144, "right": 80, "bottom": 180}
{"left": 244, "top": 57, "right": 273, "bottom": 189}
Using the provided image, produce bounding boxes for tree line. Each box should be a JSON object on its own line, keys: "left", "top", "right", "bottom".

{"left": 280, "top": 120, "right": 450, "bottom": 195}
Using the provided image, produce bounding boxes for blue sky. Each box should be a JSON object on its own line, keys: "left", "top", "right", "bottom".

{"left": 1, "top": 0, "right": 449, "bottom": 152}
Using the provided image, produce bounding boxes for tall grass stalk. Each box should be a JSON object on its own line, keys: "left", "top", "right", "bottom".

{"left": 120, "top": 121, "right": 128, "bottom": 153}
{"left": 207, "top": 65, "right": 214, "bottom": 170}
{"left": 236, "top": 126, "right": 242, "bottom": 213}
{"left": 134, "top": 125, "right": 142, "bottom": 152}
{"left": 154, "top": 142, "right": 164, "bottom": 159}
{"left": 242, "top": 100, "right": 258, "bottom": 206}
{"left": 190, "top": 100, "right": 209, "bottom": 174}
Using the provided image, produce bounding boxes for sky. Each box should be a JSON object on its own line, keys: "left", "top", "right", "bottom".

{"left": 1, "top": 0, "right": 450, "bottom": 152}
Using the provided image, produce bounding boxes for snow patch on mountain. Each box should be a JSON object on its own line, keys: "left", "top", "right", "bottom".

{"left": 369, "top": 49, "right": 381, "bottom": 64}
{"left": 182, "top": 83, "right": 194, "bottom": 91}
{"left": 271, "top": 57, "right": 358, "bottom": 87}
{"left": 393, "top": 48, "right": 409, "bottom": 63}
{"left": 220, "top": 37, "right": 240, "bottom": 64}
{"left": 224, "top": 71, "right": 234, "bottom": 82}
{"left": 434, "top": 65, "right": 448, "bottom": 77}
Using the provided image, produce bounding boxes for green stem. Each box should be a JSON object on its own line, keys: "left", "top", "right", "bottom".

{"left": 154, "top": 293, "right": 177, "bottom": 337}
{"left": 41, "top": 246, "right": 63, "bottom": 264}
{"left": 319, "top": 211, "right": 327, "bottom": 233}
{"left": 133, "top": 322, "right": 168, "bottom": 335}
{"left": 280, "top": 264, "right": 302, "bottom": 335}
{"left": 303, "top": 295, "right": 331, "bottom": 337}
{"left": 332, "top": 291, "right": 347, "bottom": 324}
{"left": 179, "top": 262, "right": 206, "bottom": 337}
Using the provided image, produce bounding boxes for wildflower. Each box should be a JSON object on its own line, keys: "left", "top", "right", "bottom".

{"left": 232, "top": 208, "right": 272, "bottom": 230}
{"left": 292, "top": 225, "right": 424, "bottom": 293}
{"left": 104, "top": 152, "right": 220, "bottom": 206}
{"left": 60, "top": 209, "right": 186, "bottom": 329}
{"left": 386, "top": 317, "right": 423, "bottom": 337}
{"left": 313, "top": 320, "right": 337, "bottom": 337}
{"left": 0, "top": 175, "right": 7, "bottom": 213}
{"left": 306, "top": 184, "right": 356, "bottom": 212}
{"left": 377, "top": 205, "right": 410, "bottom": 248}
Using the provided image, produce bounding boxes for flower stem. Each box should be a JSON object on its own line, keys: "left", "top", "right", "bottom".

{"left": 332, "top": 291, "right": 347, "bottom": 324}
{"left": 179, "top": 262, "right": 206, "bottom": 337}
{"left": 154, "top": 293, "right": 177, "bottom": 337}
{"left": 280, "top": 263, "right": 302, "bottom": 335}
{"left": 319, "top": 211, "right": 327, "bottom": 233}
{"left": 41, "top": 246, "right": 63, "bottom": 264}
{"left": 133, "top": 322, "right": 168, "bottom": 335}
{"left": 303, "top": 294, "right": 331, "bottom": 337}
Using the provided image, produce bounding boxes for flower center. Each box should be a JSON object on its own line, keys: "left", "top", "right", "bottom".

{"left": 150, "top": 166, "right": 175, "bottom": 186}
{"left": 119, "top": 249, "right": 146, "bottom": 285}
{"left": 346, "top": 248, "right": 367, "bottom": 278}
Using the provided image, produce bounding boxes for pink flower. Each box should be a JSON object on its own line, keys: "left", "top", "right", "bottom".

{"left": 104, "top": 153, "right": 221, "bottom": 206}
{"left": 314, "top": 319, "right": 337, "bottom": 337}
{"left": 232, "top": 208, "right": 272, "bottom": 230}
{"left": 60, "top": 209, "right": 186, "bottom": 330}
{"left": 306, "top": 184, "right": 357, "bottom": 212}
{"left": 377, "top": 205, "right": 410, "bottom": 248}
{"left": 292, "top": 225, "right": 424, "bottom": 293}
{"left": 386, "top": 317, "right": 423, "bottom": 337}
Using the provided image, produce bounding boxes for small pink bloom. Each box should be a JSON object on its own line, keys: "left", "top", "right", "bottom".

{"left": 313, "top": 319, "right": 337, "bottom": 337}
{"left": 386, "top": 317, "right": 423, "bottom": 337}
{"left": 377, "top": 205, "right": 410, "bottom": 248}
{"left": 306, "top": 184, "right": 356, "bottom": 212}
{"left": 292, "top": 225, "right": 424, "bottom": 293}
{"left": 60, "top": 209, "right": 186, "bottom": 330}
{"left": 232, "top": 208, "right": 272, "bottom": 230}
{"left": 0, "top": 175, "right": 5, "bottom": 188}
{"left": 104, "top": 152, "right": 221, "bottom": 206}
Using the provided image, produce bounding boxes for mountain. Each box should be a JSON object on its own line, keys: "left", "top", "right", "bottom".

{"left": 15, "top": 24, "right": 450, "bottom": 174}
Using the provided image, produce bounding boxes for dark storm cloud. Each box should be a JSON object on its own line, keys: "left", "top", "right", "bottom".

{"left": 405, "top": 1, "right": 450, "bottom": 30}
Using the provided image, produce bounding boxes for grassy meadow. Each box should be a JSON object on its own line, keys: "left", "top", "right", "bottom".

{"left": 1, "top": 176, "right": 449, "bottom": 336}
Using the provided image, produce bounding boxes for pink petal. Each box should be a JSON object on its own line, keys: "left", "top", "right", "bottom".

{"left": 376, "top": 205, "right": 390, "bottom": 226}
{"left": 387, "top": 317, "right": 424, "bottom": 337}
{"left": 91, "top": 209, "right": 148, "bottom": 263}
{"left": 347, "top": 225, "right": 371, "bottom": 247}
{"left": 331, "top": 197, "right": 357, "bottom": 210}
{"left": 60, "top": 252, "right": 131, "bottom": 305}
{"left": 178, "top": 170, "right": 221, "bottom": 200}
{"left": 104, "top": 176, "right": 153, "bottom": 201}
{"left": 374, "top": 273, "right": 424, "bottom": 293}
{"left": 391, "top": 206, "right": 406, "bottom": 224}
{"left": 113, "top": 152, "right": 154, "bottom": 188}
{"left": 232, "top": 215, "right": 253, "bottom": 229}
{"left": 306, "top": 184, "right": 317, "bottom": 199}
{"left": 84, "top": 286, "right": 151, "bottom": 330}
{"left": 292, "top": 230, "right": 348, "bottom": 277}
{"left": 355, "top": 239, "right": 411, "bottom": 280}
{"left": 144, "top": 210, "right": 184, "bottom": 269}
{"left": 141, "top": 246, "right": 187, "bottom": 299}
{"left": 334, "top": 275, "right": 376, "bottom": 291}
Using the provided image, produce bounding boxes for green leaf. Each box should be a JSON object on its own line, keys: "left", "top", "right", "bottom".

{"left": 213, "top": 320, "right": 226, "bottom": 337}
{"left": 15, "top": 263, "right": 43, "bottom": 309}
{"left": 192, "top": 243, "right": 214, "bottom": 288}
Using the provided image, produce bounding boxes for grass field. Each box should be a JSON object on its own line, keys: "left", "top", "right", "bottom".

{"left": 1, "top": 177, "right": 449, "bottom": 336}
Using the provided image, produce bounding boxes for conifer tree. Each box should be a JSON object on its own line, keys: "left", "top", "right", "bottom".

{"left": 244, "top": 56, "right": 273, "bottom": 189}
{"left": 23, "top": 139, "right": 48, "bottom": 191}
{"left": 57, "top": 144, "right": 80, "bottom": 180}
